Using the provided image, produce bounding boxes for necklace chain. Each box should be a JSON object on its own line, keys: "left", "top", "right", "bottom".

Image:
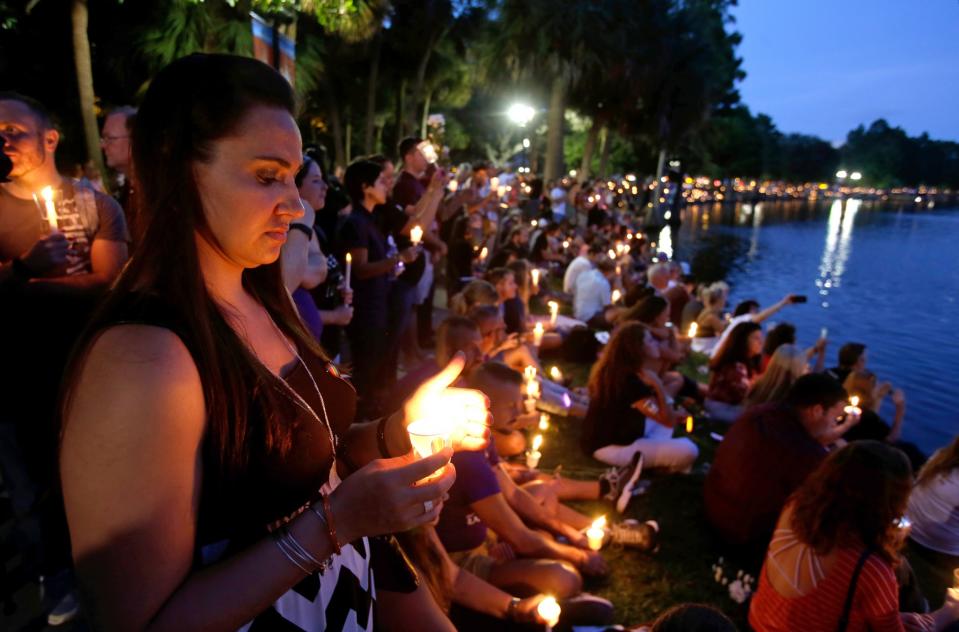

{"left": 265, "top": 315, "right": 337, "bottom": 455}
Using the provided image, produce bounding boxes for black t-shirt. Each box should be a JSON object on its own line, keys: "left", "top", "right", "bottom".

{"left": 337, "top": 207, "right": 391, "bottom": 322}
{"left": 389, "top": 172, "right": 428, "bottom": 285}
{"left": 503, "top": 296, "right": 526, "bottom": 335}
{"left": 581, "top": 374, "right": 654, "bottom": 454}
{"left": 530, "top": 231, "right": 550, "bottom": 263}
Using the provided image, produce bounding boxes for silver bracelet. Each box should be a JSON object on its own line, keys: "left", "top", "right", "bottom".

{"left": 283, "top": 526, "right": 324, "bottom": 570}
{"left": 272, "top": 528, "right": 313, "bottom": 575}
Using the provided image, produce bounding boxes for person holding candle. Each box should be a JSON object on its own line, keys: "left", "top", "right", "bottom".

{"left": 704, "top": 373, "right": 859, "bottom": 563}
{"left": 338, "top": 158, "right": 417, "bottom": 418}
{"left": 0, "top": 92, "right": 130, "bottom": 625}
{"left": 749, "top": 441, "right": 957, "bottom": 631}
{"left": 58, "top": 55, "right": 490, "bottom": 632}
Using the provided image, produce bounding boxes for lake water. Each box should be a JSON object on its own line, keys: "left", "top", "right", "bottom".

{"left": 661, "top": 198, "right": 959, "bottom": 455}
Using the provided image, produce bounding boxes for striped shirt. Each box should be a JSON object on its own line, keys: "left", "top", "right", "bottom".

{"left": 749, "top": 546, "right": 935, "bottom": 631}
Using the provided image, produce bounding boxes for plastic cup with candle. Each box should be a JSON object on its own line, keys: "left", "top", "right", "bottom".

{"left": 531, "top": 268, "right": 540, "bottom": 290}
{"left": 536, "top": 596, "right": 561, "bottom": 629}
{"left": 407, "top": 418, "right": 453, "bottom": 481}
{"left": 524, "top": 365, "right": 537, "bottom": 383}
{"left": 688, "top": 322, "right": 698, "bottom": 338}
{"left": 548, "top": 301, "right": 559, "bottom": 326}
{"left": 40, "top": 186, "right": 58, "bottom": 232}
{"left": 527, "top": 434, "right": 543, "bottom": 469}
{"left": 844, "top": 396, "right": 861, "bottom": 416}
{"left": 538, "top": 413, "right": 549, "bottom": 431}
{"left": 532, "top": 322, "right": 544, "bottom": 347}
{"left": 586, "top": 515, "right": 607, "bottom": 551}
{"left": 410, "top": 225, "right": 424, "bottom": 247}
{"left": 526, "top": 377, "right": 540, "bottom": 400}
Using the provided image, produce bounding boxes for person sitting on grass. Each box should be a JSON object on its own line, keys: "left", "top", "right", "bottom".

{"left": 449, "top": 278, "right": 498, "bottom": 315}
{"left": 704, "top": 373, "right": 859, "bottom": 563}
{"left": 749, "top": 441, "right": 958, "bottom": 632}
{"left": 842, "top": 369, "right": 926, "bottom": 470}
{"left": 582, "top": 322, "right": 700, "bottom": 483}
{"left": 907, "top": 435, "right": 959, "bottom": 606}
{"left": 709, "top": 294, "right": 804, "bottom": 359}
{"left": 745, "top": 344, "right": 808, "bottom": 408}
{"left": 705, "top": 321, "right": 763, "bottom": 423}
{"left": 761, "top": 322, "right": 828, "bottom": 374}
{"left": 825, "top": 341, "right": 867, "bottom": 385}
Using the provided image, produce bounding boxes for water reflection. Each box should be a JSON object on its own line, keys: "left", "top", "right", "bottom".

{"left": 816, "top": 198, "right": 860, "bottom": 308}
{"left": 747, "top": 203, "right": 763, "bottom": 260}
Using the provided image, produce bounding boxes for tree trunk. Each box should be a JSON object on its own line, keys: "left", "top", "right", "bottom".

{"left": 597, "top": 125, "right": 611, "bottom": 178}
{"left": 395, "top": 78, "right": 407, "bottom": 148}
{"left": 327, "top": 93, "right": 344, "bottom": 172}
{"left": 543, "top": 76, "right": 567, "bottom": 183}
{"left": 419, "top": 90, "right": 432, "bottom": 140}
{"left": 374, "top": 123, "right": 383, "bottom": 154}
{"left": 363, "top": 32, "right": 382, "bottom": 154}
{"left": 577, "top": 117, "right": 601, "bottom": 184}
{"left": 345, "top": 112, "right": 352, "bottom": 165}
{"left": 409, "top": 27, "right": 448, "bottom": 135}
{"left": 71, "top": 0, "right": 104, "bottom": 177}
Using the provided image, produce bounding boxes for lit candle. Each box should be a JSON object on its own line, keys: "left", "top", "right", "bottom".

{"left": 607, "top": 249, "right": 616, "bottom": 260}
{"left": 688, "top": 322, "right": 698, "bottom": 338}
{"left": 562, "top": 239, "right": 570, "bottom": 250}
{"left": 524, "top": 365, "right": 537, "bottom": 382}
{"left": 531, "top": 268, "right": 540, "bottom": 290}
{"left": 549, "top": 366, "right": 562, "bottom": 382}
{"left": 490, "top": 176, "right": 500, "bottom": 191}
{"left": 536, "top": 596, "right": 561, "bottom": 629}
{"left": 497, "top": 185, "right": 507, "bottom": 198}
{"left": 410, "top": 225, "right": 423, "bottom": 247}
{"left": 448, "top": 179, "right": 459, "bottom": 193}
{"left": 586, "top": 515, "right": 607, "bottom": 551}
{"left": 407, "top": 418, "right": 453, "bottom": 482}
{"left": 548, "top": 301, "right": 559, "bottom": 326}
{"left": 611, "top": 289, "right": 622, "bottom": 304}
{"left": 616, "top": 243, "right": 624, "bottom": 256}
{"left": 526, "top": 377, "right": 540, "bottom": 400}
{"left": 527, "top": 434, "right": 543, "bottom": 468}
{"left": 344, "top": 252, "right": 352, "bottom": 290}
{"left": 479, "top": 246, "right": 488, "bottom": 261}
{"left": 686, "top": 415, "right": 694, "bottom": 433}
{"left": 844, "top": 396, "right": 861, "bottom": 416}
{"left": 626, "top": 232, "right": 633, "bottom": 240}
{"left": 40, "top": 186, "right": 58, "bottom": 231}
{"left": 532, "top": 322, "right": 544, "bottom": 347}
{"left": 538, "top": 413, "right": 549, "bottom": 431}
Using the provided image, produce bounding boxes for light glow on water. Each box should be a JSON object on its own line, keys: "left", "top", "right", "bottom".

{"left": 817, "top": 198, "right": 861, "bottom": 305}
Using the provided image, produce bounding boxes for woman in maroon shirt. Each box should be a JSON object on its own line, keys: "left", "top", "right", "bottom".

{"left": 705, "top": 321, "right": 762, "bottom": 423}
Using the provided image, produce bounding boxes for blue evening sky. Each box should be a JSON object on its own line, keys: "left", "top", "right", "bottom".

{"left": 730, "top": 0, "right": 959, "bottom": 144}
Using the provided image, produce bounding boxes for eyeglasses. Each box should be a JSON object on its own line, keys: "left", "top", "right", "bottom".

{"left": 100, "top": 135, "right": 129, "bottom": 144}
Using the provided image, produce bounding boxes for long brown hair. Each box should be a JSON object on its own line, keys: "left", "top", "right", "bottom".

{"left": 709, "top": 321, "right": 761, "bottom": 373}
{"left": 789, "top": 441, "right": 912, "bottom": 563}
{"left": 917, "top": 434, "right": 959, "bottom": 487}
{"left": 61, "top": 54, "right": 325, "bottom": 478}
{"left": 588, "top": 322, "right": 654, "bottom": 411}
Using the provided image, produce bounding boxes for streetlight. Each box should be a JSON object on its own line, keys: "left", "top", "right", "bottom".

{"left": 850, "top": 171, "right": 862, "bottom": 181}
{"left": 836, "top": 170, "right": 848, "bottom": 179}
{"left": 507, "top": 103, "right": 535, "bottom": 127}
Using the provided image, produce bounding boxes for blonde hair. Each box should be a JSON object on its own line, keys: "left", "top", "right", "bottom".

{"left": 450, "top": 280, "right": 497, "bottom": 315}
{"left": 917, "top": 435, "right": 959, "bottom": 487}
{"left": 745, "top": 344, "right": 807, "bottom": 406}
{"left": 703, "top": 281, "right": 729, "bottom": 309}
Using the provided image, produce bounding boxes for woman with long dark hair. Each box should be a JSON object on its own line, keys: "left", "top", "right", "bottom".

{"left": 59, "top": 54, "right": 487, "bottom": 631}
{"left": 705, "top": 321, "right": 762, "bottom": 423}
{"left": 750, "top": 441, "right": 957, "bottom": 631}
{"left": 582, "top": 323, "right": 699, "bottom": 480}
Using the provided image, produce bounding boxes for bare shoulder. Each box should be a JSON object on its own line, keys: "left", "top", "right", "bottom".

{"left": 64, "top": 324, "right": 206, "bottom": 452}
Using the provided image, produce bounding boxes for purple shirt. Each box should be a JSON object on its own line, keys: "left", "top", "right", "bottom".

{"left": 292, "top": 287, "right": 323, "bottom": 342}
{"left": 435, "top": 443, "right": 501, "bottom": 553}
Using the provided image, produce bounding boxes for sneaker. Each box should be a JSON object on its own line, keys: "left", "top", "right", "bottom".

{"left": 557, "top": 592, "right": 614, "bottom": 627}
{"left": 601, "top": 452, "right": 644, "bottom": 514}
{"left": 47, "top": 590, "right": 80, "bottom": 626}
{"left": 608, "top": 519, "right": 659, "bottom": 552}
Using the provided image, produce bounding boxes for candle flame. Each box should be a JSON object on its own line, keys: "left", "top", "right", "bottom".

{"left": 607, "top": 249, "right": 616, "bottom": 260}
{"left": 538, "top": 414, "right": 549, "bottom": 430}
{"left": 533, "top": 322, "right": 544, "bottom": 336}
{"left": 531, "top": 434, "right": 543, "bottom": 452}
{"left": 612, "top": 289, "right": 622, "bottom": 304}
{"left": 41, "top": 186, "right": 54, "bottom": 202}
{"left": 686, "top": 416, "right": 694, "bottom": 433}
{"left": 410, "top": 225, "right": 423, "bottom": 244}
{"left": 536, "top": 596, "right": 561, "bottom": 627}
{"left": 562, "top": 240, "right": 570, "bottom": 249}
{"left": 346, "top": 252, "right": 352, "bottom": 263}
{"left": 524, "top": 365, "right": 537, "bottom": 382}
{"left": 591, "top": 515, "right": 607, "bottom": 530}
{"left": 850, "top": 396, "right": 860, "bottom": 407}
{"left": 688, "top": 322, "right": 698, "bottom": 338}
{"left": 549, "top": 366, "right": 562, "bottom": 381}
{"left": 479, "top": 246, "right": 488, "bottom": 260}
{"left": 548, "top": 301, "right": 559, "bottom": 315}
{"left": 531, "top": 269, "right": 540, "bottom": 285}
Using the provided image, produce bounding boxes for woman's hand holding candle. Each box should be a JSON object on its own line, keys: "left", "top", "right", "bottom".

{"left": 404, "top": 353, "right": 490, "bottom": 454}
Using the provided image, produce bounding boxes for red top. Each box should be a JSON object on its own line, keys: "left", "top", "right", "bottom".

{"left": 749, "top": 547, "right": 935, "bottom": 632}
{"left": 707, "top": 361, "right": 753, "bottom": 405}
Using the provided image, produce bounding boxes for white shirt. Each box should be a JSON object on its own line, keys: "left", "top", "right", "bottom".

{"left": 709, "top": 313, "right": 755, "bottom": 358}
{"left": 907, "top": 470, "right": 959, "bottom": 555}
{"left": 574, "top": 269, "right": 611, "bottom": 322}
{"left": 563, "top": 255, "right": 592, "bottom": 294}
{"left": 550, "top": 186, "right": 567, "bottom": 219}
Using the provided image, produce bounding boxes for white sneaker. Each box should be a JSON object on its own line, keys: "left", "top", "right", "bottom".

{"left": 47, "top": 590, "right": 80, "bottom": 626}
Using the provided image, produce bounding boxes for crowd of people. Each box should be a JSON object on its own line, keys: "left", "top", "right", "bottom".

{"left": 0, "top": 54, "right": 957, "bottom": 631}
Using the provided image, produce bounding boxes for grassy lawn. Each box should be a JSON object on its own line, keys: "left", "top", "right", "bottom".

{"left": 530, "top": 353, "right": 755, "bottom": 628}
